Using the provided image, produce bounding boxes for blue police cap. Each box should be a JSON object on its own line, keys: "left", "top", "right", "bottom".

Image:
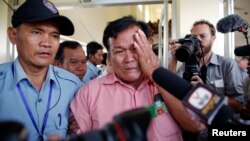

{"left": 11, "top": 0, "right": 74, "bottom": 36}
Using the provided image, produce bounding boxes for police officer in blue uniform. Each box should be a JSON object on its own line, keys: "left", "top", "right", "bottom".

{"left": 0, "top": 0, "right": 82, "bottom": 140}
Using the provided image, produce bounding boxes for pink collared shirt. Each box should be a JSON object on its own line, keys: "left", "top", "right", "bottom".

{"left": 71, "top": 73, "right": 183, "bottom": 141}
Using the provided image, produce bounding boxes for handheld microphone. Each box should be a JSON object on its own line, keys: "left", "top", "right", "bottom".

{"left": 216, "top": 14, "right": 249, "bottom": 33}
{"left": 152, "top": 67, "right": 193, "bottom": 100}
{"left": 182, "top": 83, "right": 228, "bottom": 125}
{"left": 152, "top": 67, "right": 235, "bottom": 125}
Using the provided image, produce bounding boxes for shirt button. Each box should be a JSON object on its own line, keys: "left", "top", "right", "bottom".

{"left": 38, "top": 98, "right": 42, "bottom": 103}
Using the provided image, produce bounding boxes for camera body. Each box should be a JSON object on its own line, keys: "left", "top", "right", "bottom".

{"left": 67, "top": 107, "right": 152, "bottom": 141}
{"left": 175, "top": 34, "right": 202, "bottom": 82}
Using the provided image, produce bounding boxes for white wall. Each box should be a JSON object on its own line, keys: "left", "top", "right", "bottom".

{"left": 177, "top": 0, "right": 224, "bottom": 56}
{"left": 0, "top": 1, "right": 11, "bottom": 63}
{"left": 59, "top": 5, "right": 140, "bottom": 45}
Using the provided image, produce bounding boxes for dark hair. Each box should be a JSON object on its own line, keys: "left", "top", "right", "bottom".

{"left": 103, "top": 15, "right": 150, "bottom": 52}
{"left": 101, "top": 53, "right": 108, "bottom": 65}
{"left": 55, "top": 41, "right": 82, "bottom": 63}
{"left": 191, "top": 19, "right": 216, "bottom": 36}
{"left": 86, "top": 41, "right": 103, "bottom": 58}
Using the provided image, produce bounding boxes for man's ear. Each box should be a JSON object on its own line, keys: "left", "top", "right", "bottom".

{"left": 53, "top": 60, "right": 62, "bottom": 67}
{"left": 212, "top": 35, "right": 216, "bottom": 41}
{"left": 7, "top": 27, "right": 17, "bottom": 45}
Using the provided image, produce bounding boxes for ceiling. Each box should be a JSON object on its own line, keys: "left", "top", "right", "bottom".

{"left": 54, "top": 0, "right": 250, "bottom": 47}
{"left": 58, "top": 4, "right": 163, "bottom": 46}
{"left": 53, "top": 0, "right": 164, "bottom": 46}
{"left": 13, "top": 0, "right": 164, "bottom": 46}
{"left": 11, "top": 0, "right": 250, "bottom": 47}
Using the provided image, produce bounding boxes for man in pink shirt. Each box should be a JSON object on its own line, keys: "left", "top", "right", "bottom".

{"left": 70, "top": 16, "right": 202, "bottom": 141}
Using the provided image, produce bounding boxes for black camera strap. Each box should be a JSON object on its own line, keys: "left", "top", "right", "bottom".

{"left": 200, "top": 65, "right": 207, "bottom": 84}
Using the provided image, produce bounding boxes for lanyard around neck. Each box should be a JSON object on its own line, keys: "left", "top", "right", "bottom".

{"left": 17, "top": 82, "right": 53, "bottom": 137}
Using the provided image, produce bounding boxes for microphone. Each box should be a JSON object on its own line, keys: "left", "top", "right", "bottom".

{"left": 182, "top": 83, "right": 229, "bottom": 125}
{"left": 152, "top": 67, "right": 193, "bottom": 100}
{"left": 210, "top": 105, "right": 235, "bottom": 125}
{"left": 234, "top": 45, "right": 250, "bottom": 56}
{"left": 216, "top": 14, "right": 249, "bottom": 33}
{"left": 152, "top": 67, "right": 235, "bottom": 125}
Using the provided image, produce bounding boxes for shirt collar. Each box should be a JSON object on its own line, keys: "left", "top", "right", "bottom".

{"left": 87, "top": 61, "right": 100, "bottom": 74}
{"left": 13, "top": 59, "right": 28, "bottom": 85}
{"left": 102, "top": 73, "right": 152, "bottom": 90}
{"left": 13, "top": 59, "right": 57, "bottom": 85}
{"left": 208, "top": 53, "right": 219, "bottom": 66}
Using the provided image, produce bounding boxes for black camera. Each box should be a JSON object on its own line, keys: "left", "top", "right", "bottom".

{"left": 175, "top": 35, "right": 202, "bottom": 82}
{"left": 66, "top": 107, "right": 152, "bottom": 141}
{"left": 0, "top": 121, "right": 28, "bottom": 141}
{"left": 175, "top": 34, "right": 201, "bottom": 62}
{"left": 1, "top": 108, "right": 152, "bottom": 141}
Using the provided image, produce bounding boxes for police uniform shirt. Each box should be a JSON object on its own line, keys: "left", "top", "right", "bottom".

{"left": 0, "top": 59, "right": 82, "bottom": 141}
{"left": 82, "top": 61, "right": 101, "bottom": 84}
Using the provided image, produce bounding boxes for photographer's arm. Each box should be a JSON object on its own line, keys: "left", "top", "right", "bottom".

{"left": 168, "top": 58, "right": 178, "bottom": 73}
{"left": 168, "top": 40, "right": 181, "bottom": 73}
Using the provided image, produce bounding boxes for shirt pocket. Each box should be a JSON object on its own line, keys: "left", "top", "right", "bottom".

{"left": 55, "top": 114, "right": 68, "bottom": 130}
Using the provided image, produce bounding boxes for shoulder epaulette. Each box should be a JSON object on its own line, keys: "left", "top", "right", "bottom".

{"left": 53, "top": 66, "right": 82, "bottom": 86}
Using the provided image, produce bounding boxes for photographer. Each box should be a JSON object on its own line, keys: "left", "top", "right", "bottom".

{"left": 169, "top": 20, "right": 245, "bottom": 140}
{"left": 169, "top": 20, "right": 244, "bottom": 113}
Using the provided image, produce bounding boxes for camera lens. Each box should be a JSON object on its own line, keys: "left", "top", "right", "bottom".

{"left": 175, "top": 42, "right": 196, "bottom": 62}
